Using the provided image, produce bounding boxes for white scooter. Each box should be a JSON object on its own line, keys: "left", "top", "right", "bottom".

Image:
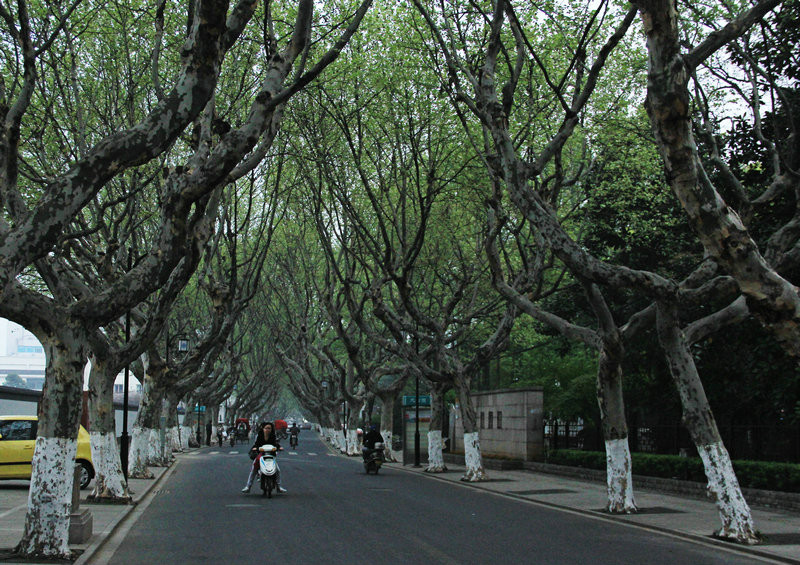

{"left": 258, "top": 444, "right": 279, "bottom": 498}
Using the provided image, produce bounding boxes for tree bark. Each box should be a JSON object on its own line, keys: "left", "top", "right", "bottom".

{"left": 163, "top": 390, "right": 183, "bottom": 454}
{"left": 656, "top": 302, "right": 758, "bottom": 544}
{"left": 635, "top": 0, "right": 800, "bottom": 356}
{"left": 127, "top": 371, "right": 164, "bottom": 479}
{"left": 87, "top": 359, "right": 131, "bottom": 502}
{"left": 456, "top": 380, "right": 487, "bottom": 482}
{"left": 597, "top": 345, "right": 636, "bottom": 513}
{"left": 16, "top": 330, "right": 85, "bottom": 559}
{"left": 378, "top": 393, "right": 397, "bottom": 462}
{"left": 425, "top": 382, "right": 448, "bottom": 473}
{"left": 346, "top": 398, "right": 364, "bottom": 456}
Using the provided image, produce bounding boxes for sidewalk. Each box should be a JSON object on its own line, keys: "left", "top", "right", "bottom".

{"left": 0, "top": 448, "right": 193, "bottom": 564}
{"left": 386, "top": 459, "right": 800, "bottom": 564}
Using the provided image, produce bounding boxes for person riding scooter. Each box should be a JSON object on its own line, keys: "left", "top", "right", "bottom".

{"left": 241, "top": 422, "right": 287, "bottom": 494}
{"left": 289, "top": 422, "right": 300, "bottom": 448}
{"left": 361, "top": 424, "right": 383, "bottom": 460}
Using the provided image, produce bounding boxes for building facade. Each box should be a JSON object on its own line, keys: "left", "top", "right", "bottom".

{"left": 450, "top": 387, "right": 544, "bottom": 461}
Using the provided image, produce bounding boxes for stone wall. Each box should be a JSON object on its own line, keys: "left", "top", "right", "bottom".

{"left": 450, "top": 387, "right": 544, "bottom": 461}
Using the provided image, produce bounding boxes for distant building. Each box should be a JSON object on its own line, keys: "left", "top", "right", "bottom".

{"left": 0, "top": 317, "right": 141, "bottom": 393}
{"left": 0, "top": 318, "right": 45, "bottom": 389}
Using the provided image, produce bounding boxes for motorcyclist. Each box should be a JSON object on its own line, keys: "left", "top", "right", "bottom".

{"left": 289, "top": 422, "right": 300, "bottom": 445}
{"left": 241, "top": 421, "right": 287, "bottom": 494}
{"left": 361, "top": 424, "right": 383, "bottom": 460}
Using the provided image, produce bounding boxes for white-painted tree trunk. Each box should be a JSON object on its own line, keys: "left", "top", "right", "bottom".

{"left": 337, "top": 429, "right": 347, "bottom": 453}
{"left": 146, "top": 428, "right": 168, "bottom": 466}
{"left": 656, "top": 303, "right": 759, "bottom": 544}
{"left": 462, "top": 432, "right": 488, "bottom": 482}
{"left": 698, "top": 442, "right": 759, "bottom": 544}
{"left": 605, "top": 438, "right": 636, "bottom": 513}
{"left": 380, "top": 429, "right": 395, "bottom": 462}
{"left": 89, "top": 431, "right": 130, "bottom": 501}
{"left": 425, "top": 430, "right": 447, "bottom": 473}
{"left": 346, "top": 429, "right": 360, "bottom": 455}
{"left": 180, "top": 426, "right": 192, "bottom": 450}
{"left": 17, "top": 437, "right": 75, "bottom": 558}
{"left": 167, "top": 426, "right": 182, "bottom": 453}
{"left": 128, "top": 427, "right": 154, "bottom": 479}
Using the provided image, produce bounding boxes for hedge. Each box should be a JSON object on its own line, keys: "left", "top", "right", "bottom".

{"left": 545, "top": 450, "right": 800, "bottom": 493}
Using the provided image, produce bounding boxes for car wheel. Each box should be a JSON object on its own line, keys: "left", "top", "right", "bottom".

{"left": 78, "top": 461, "right": 93, "bottom": 489}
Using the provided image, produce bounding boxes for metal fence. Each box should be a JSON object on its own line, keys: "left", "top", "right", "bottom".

{"left": 544, "top": 420, "right": 800, "bottom": 463}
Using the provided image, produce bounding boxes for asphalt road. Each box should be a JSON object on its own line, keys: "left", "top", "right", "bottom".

{"left": 103, "top": 434, "right": 764, "bottom": 565}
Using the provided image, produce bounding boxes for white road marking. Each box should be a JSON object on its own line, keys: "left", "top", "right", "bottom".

{"left": 307, "top": 452, "right": 317, "bottom": 456}
{"left": 0, "top": 503, "right": 26, "bottom": 520}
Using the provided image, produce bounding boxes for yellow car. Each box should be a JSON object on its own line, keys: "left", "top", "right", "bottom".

{"left": 0, "top": 415, "right": 95, "bottom": 489}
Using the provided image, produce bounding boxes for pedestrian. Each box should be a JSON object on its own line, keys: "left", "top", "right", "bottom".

{"left": 206, "top": 420, "right": 212, "bottom": 446}
{"left": 217, "top": 425, "right": 224, "bottom": 446}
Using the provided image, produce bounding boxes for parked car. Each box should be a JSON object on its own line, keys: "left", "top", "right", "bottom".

{"left": 0, "top": 415, "right": 94, "bottom": 489}
{"left": 300, "top": 421, "right": 312, "bottom": 430}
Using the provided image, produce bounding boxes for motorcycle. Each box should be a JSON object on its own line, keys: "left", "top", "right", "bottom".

{"left": 258, "top": 444, "right": 280, "bottom": 498}
{"left": 363, "top": 442, "right": 385, "bottom": 474}
{"left": 289, "top": 432, "right": 298, "bottom": 449}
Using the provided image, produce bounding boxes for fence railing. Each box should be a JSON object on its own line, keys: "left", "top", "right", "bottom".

{"left": 544, "top": 421, "right": 800, "bottom": 463}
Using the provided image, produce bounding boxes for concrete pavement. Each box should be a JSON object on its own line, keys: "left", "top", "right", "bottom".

{"left": 1, "top": 442, "right": 800, "bottom": 564}
{"left": 0, "top": 449, "right": 188, "bottom": 564}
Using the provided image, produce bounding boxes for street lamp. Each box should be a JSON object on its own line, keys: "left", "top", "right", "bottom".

{"left": 165, "top": 331, "right": 191, "bottom": 441}
{"left": 121, "top": 250, "right": 132, "bottom": 482}
{"left": 196, "top": 403, "right": 203, "bottom": 445}
{"left": 414, "top": 374, "right": 421, "bottom": 467}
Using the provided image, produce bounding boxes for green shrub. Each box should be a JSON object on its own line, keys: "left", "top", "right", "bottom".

{"left": 545, "top": 450, "right": 800, "bottom": 493}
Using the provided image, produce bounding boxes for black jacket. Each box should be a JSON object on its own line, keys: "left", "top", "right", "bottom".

{"left": 363, "top": 429, "right": 382, "bottom": 449}
{"left": 251, "top": 430, "right": 280, "bottom": 453}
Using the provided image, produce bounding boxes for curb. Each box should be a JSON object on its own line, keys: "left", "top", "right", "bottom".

{"left": 72, "top": 448, "right": 201, "bottom": 565}
{"left": 442, "top": 453, "right": 800, "bottom": 514}
{"left": 386, "top": 462, "right": 799, "bottom": 565}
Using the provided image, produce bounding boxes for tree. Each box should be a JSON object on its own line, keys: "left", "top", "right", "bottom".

{"left": 411, "top": 0, "right": 768, "bottom": 541}
{"left": 0, "top": 0, "right": 373, "bottom": 557}
{"left": 632, "top": 0, "right": 797, "bottom": 357}
{"left": 2, "top": 373, "right": 28, "bottom": 389}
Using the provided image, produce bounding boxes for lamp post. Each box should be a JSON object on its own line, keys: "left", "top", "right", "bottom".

{"left": 165, "top": 332, "right": 190, "bottom": 441}
{"left": 196, "top": 404, "right": 202, "bottom": 446}
{"left": 414, "top": 374, "right": 421, "bottom": 467}
{"left": 121, "top": 250, "right": 132, "bottom": 481}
